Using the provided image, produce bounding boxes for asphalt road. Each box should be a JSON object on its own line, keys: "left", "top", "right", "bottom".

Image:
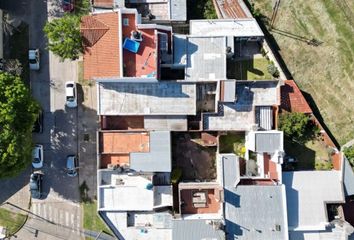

{"left": 1, "top": 0, "right": 82, "bottom": 239}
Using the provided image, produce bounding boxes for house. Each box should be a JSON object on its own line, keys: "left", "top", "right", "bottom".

{"left": 221, "top": 154, "right": 289, "bottom": 240}
{"left": 81, "top": 8, "right": 173, "bottom": 81}
{"left": 282, "top": 171, "right": 354, "bottom": 239}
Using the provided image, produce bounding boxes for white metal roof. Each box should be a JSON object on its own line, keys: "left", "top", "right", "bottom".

{"left": 283, "top": 171, "right": 345, "bottom": 231}
{"left": 190, "top": 18, "right": 264, "bottom": 37}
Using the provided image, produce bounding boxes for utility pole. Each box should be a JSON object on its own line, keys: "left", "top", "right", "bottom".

{"left": 270, "top": 0, "right": 281, "bottom": 29}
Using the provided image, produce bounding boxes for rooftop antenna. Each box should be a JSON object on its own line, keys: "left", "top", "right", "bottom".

{"left": 142, "top": 52, "right": 153, "bottom": 69}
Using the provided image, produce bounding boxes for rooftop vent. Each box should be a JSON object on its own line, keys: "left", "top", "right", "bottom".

{"left": 131, "top": 31, "right": 143, "bottom": 42}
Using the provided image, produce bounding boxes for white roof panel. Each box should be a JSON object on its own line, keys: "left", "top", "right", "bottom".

{"left": 190, "top": 19, "right": 264, "bottom": 37}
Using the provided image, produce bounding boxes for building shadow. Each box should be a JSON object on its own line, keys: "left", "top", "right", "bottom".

{"left": 301, "top": 90, "right": 340, "bottom": 148}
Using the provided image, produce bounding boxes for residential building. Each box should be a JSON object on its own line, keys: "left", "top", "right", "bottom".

{"left": 81, "top": 3, "right": 354, "bottom": 239}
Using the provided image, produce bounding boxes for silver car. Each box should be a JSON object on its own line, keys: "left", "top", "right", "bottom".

{"left": 66, "top": 155, "right": 78, "bottom": 177}
{"left": 32, "top": 144, "right": 44, "bottom": 169}
{"left": 29, "top": 49, "right": 40, "bottom": 70}
{"left": 65, "top": 81, "right": 77, "bottom": 108}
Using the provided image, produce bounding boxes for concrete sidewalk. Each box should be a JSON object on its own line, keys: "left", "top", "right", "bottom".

{"left": 78, "top": 78, "right": 98, "bottom": 200}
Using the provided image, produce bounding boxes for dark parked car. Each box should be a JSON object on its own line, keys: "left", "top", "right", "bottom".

{"left": 32, "top": 109, "right": 43, "bottom": 133}
{"left": 63, "top": 0, "right": 74, "bottom": 12}
{"left": 30, "top": 172, "right": 43, "bottom": 199}
{"left": 66, "top": 155, "right": 78, "bottom": 177}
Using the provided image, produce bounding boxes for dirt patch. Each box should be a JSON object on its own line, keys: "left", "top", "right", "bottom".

{"left": 172, "top": 133, "right": 217, "bottom": 181}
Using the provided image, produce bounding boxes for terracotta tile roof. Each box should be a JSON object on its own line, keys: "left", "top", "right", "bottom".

{"left": 93, "top": 0, "right": 114, "bottom": 8}
{"left": 81, "top": 12, "right": 120, "bottom": 80}
{"left": 281, "top": 80, "right": 312, "bottom": 114}
{"left": 81, "top": 16, "right": 109, "bottom": 47}
{"left": 223, "top": 0, "right": 247, "bottom": 18}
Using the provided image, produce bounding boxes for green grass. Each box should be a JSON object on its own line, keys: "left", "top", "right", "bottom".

{"left": 219, "top": 133, "right": 245, "bottom": 156}
{"left": 82, "top": 201, "right": 113, "bottom": 236}
{"left": 284, "top": 138, "right": 332, "bottom": 170}
{"left": 254, "top": 0, "right": 354, "bottom": 145}
{"left": 0, "top": 208, "right": 26, "bottom": 236}
{"left": 229, "top": 58, "right": 273, "bottom": 80}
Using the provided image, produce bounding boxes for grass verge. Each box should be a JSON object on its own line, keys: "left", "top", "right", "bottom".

{"left": 82, "top": 201, "right": 113, "bottom": 236}
{"left": 0, "top": 208, "right": 26, "bottom": 237}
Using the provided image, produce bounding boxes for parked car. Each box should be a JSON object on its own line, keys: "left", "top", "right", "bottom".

{"left": 66, "top": 155, "right": 78, "bottom": 177}
{"left": 30, "top": 172, "right": 43, "bottom": 199}
{"left": 65, "top": 81, "right": 77, "bottom": 108}
{"left": 32, "top": 144, "right": 44, "bottom": 169}
{"left": 63, "top": 0, "right": 74, "bottom": 12}
{"left": 32, "top": 109, "right": 43, "bottom": 133}
{"left": 29, "top": 49, "right": 40, "bottom": 70}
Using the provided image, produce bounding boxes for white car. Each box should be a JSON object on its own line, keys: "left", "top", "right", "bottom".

{"left": 29, "top": 49, "right": 40, "bottom": 70}
{"left": 32, "top": 144, "right": 44, "bottom": 169}
{"left": 65, "top": 81, "right": 77, "bottom": 108}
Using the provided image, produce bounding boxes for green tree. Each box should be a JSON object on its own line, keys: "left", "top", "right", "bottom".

{"left": 279, "top": 112, "right": 311, "bottom": 142}
{"left": 0, "top": 72, "right": 39, "bottom": 178}
{"left": 343, "top": 146, "right": 354, "bottom": 167}
{"left": 43, "top": 14, "right": 83, "bottom": 60}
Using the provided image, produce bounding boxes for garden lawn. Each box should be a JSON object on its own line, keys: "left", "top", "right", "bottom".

{"left": 232, "top": 57, "right": 273, "bottom": 80}
{"left": 284, "top": 138, "right": 331, "bottom": 170}
{"left": 0, "top": 208, "right": 26, "bottom": 236}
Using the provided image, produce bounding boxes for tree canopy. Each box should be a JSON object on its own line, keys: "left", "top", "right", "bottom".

{"left": 44, "top": 14, "right": 83, "bottom": 60}
{"left": 0, "top": 72, "right": 39, "bottom": 178}
{"left": 279, "top": 112, "right": 316, "bottom": 142}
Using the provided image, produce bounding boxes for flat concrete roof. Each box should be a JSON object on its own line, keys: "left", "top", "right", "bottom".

{"left": 283, "top": 171, "right": 344, "bottom": 231}
{"left": 203, "top": 81, "right": 279, "bottom": 131}
{"left": 185, "top": 36, "right": 227, "bottom": 81}
{"left": 144, "top": 115, "right": 188, "bottom": 131}
{"left": 190, "top": 18, "right": 264, "bottom": 37}
{"left": 97, "top": 80, "right": 196, "bottom": 115}
{"left": 98, "top": 174, "right": 154, "bottom": 211}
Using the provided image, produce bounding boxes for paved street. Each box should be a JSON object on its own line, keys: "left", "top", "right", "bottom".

{"left": 0, "top": 0, "right": 84, "bottom": 239}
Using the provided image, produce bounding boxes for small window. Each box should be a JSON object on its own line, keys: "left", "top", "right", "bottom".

{"left": 123, "top": 18, "right": 129, "bottom": 26}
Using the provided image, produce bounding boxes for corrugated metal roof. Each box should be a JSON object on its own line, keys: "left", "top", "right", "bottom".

{"left": 172, "top": 219, "right": 224, "bottom": 240}
{"left": 222, "top": 80, "right": 236, "bottom": 102}
{"left": 221, "top": 153, "right": 240, "bottom": 187}
{"left": 224, "top": 185, "right": 289, "bottom": 240}
{"left": 255, "top": 132, "right": 282, "bottom": 153}
{"left": 130, "top": 131, "right": 171, "bottom": 172}
{"left": 170, "top": 0, "right": 186, "bottom": 21}
{"left": 256, "top": 106, "right": 273, "bottom": 130}
{"left": 283, "top": 171, "right": 344, "bottom": 231}
{"left": 97, "top": 80, "right": 196, "bottom": 115}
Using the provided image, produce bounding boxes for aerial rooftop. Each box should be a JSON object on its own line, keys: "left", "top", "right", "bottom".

{"left": 283, "top": 171, "right": 344, "bottom": 231}
{"left": 190, "top": 18, "right": 264, "bottom": 37}
{"left": 97, "top": 80, "right": 196, "bottom": 115}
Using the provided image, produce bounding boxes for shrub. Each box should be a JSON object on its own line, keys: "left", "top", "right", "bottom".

{"left": 267, "top": 62, "right": 280, "bottom": 78}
